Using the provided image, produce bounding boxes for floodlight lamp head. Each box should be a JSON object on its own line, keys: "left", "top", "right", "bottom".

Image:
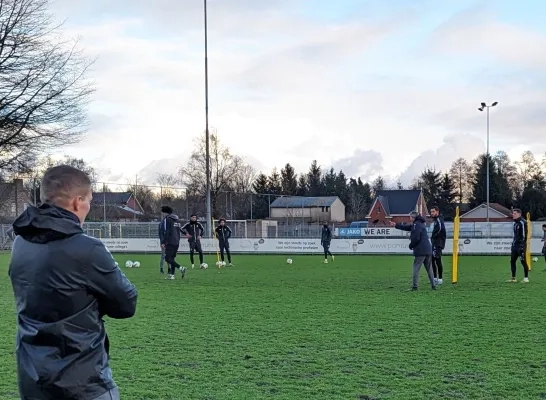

{"left": 478, "top": 107, "right": 483, "bottom": 111}
{"left": 481, "top": 102, "right": 486, "bottom": 108}
{"left": 491, "top": 102, "right": 498, "bottom": 106}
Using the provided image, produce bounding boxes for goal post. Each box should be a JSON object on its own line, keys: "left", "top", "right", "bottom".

{"left": 212, "top": 219, "right": 247, "bottom": 238}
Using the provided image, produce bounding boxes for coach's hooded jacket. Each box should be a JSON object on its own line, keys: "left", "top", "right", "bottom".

{"left": 395, "top": 215, "right": 432, "bottom": 257}
{"left": 162, "top": 213, "right": 182, "bottom": 246}
{"left": 9, "top": 204, "right": 138, "bottom": 400}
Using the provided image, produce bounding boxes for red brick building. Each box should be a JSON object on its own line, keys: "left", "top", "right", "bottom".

{"left": 460, "top": 203, "right": 512, "bottom": 222}
{"left": 89, "top": 192, "right": 145, "bottom": 221}
{"left": 366, "top": 189, "right": 428, "bottom": 225}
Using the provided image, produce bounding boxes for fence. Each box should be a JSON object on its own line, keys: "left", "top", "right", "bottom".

{"left": 2, "top": 221, "right": 544, "bottom": 243}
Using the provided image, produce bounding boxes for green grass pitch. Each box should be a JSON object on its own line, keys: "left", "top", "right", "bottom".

{"left": 1, "top": 253, "right": 546, "bottom": 399}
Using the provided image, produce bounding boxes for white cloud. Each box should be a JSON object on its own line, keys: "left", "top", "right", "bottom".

{"left": 45, "top": 0, "right": 546, "bottom": 187}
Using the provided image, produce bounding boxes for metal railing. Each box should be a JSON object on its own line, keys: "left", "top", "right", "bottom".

{"left": 1, "top": 221, "right": 544, "bottom": 241}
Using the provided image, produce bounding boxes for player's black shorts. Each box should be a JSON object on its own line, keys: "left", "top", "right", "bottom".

{"left": 189, "top": 240, "right": 203, "bottom": 253}
{"left": 165, "top": 244, "right": 179, "bottom": 261}
{"left": 432, "top": 246, "right": 442, "bottom": 258}
{"left": 219, "top": 240, "right": 229, "bottom": 250}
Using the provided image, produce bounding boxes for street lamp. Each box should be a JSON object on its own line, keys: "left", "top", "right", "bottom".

{"left": 478, "top": 102, "right": 498, "bottom": 228}
{"left": 204, "top": 0, "right": 212, "bottom": 237}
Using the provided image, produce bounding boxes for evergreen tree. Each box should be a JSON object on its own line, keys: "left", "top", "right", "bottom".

{"left": 396, "top": 179, "right": 403, "bottom": 189}
{"left": 469, "top": 154, "right": 502, "bottom": 208}
{"left": 335, "top": 170, "right": 349, "bottom": 207}
{"left": 252, "top": 173, "right": 270, "bottom": 219}
{"left": 280, "top": 163, "right": 298, "bottom": 195}
{"left": 307, "top": 160, "right": 323, "bottom": 196}
{"left": 296, "top": 174, "right": 308, "bottom": 196}
{"left": 419, "top": 168, "right": 442, "bottom": 207}
{"left": 437, "top": 173, "right": 456, "bottom": 220}
{"left": 267, "top": 168, "right": 282, "bottom": 195}
{"left": 449, "top": 158, "right": 471, "bottom": 204}
{"left": 322, "top": 168, "right": 338, "bottom": 196}
{"left": 517, "top": 172, "right": 546, "bottom": 219}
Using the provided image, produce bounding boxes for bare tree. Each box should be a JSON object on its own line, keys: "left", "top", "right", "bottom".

{"left": 347, "top": 190, "right": 367, "bottom": 220}
{"left": 0, "top": 0, "right": 94, "bottom": 172}
{"left": 156, "top": 172, "right": 181, "bottom": 202}
{"left": 179, "top": 130, "right": 250, "bottom": 217}
{"left": 516, "top": 150, "right": 541, "bottom": 193}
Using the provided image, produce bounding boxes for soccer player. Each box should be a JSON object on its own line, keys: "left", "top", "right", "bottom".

{"left": 9, "top": 165, "right": 137, "bottom": 400}
{"left": 215, "top": 218, "right": 233, "bottom": 266}
{"left": 321, "top": 221, "right": 334, "bottom": 263}
{"left": 182, "top": 214, "right": 205, "bottom": 269}
{"left": 541, "top": 224, "right": 546, "bottom": 272}
{"left": 158, "top": 218, "right": 166, "bottom": 274}
{"left": 508, "top": 208, "right": 529, "bottom": 283}
{"left": 430, "top": 206, "right": 446, "bottom": 285}
{"left": 390, "top": 212, "right": 436, "bottom": 291}
{"left": 161, "top": 206, "right": 187, "bottom": 280}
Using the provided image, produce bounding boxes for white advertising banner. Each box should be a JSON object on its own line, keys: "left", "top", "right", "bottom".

{"left": 100, "top": 237, "right": 545, "bottom": 255}
{"left": 334, "top": 227, "right": 401, "bottom": 237}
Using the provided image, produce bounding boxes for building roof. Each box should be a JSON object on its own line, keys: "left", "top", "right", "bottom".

{"left": 92, "top": 192, "right": 132, "bottom": 206}
{"left": 370, "top": 189, "right": 422, "bottom": 215}
{"left": 270, "top": 196, "right": 340, "bottom": 208}
{"left": 461, "top": 202, "right": 512, "bottom": 218}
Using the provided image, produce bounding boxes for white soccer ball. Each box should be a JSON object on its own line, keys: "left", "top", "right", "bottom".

{"left": 201, "top": 263, "right": 208, "bottom": 269}
{"left": 221, "top": 261, "right": 226, "bottom": 267}
{"left": 125, "top": 260, "right": 133, "bottom": 268}
{"left": 133, "top": 261, "right": 140, "bottom": 268}
{"left": 215, "top": 261, "right": 222, "bottom": 268}
{"left": 532, "top": 257, "right": 538, "bottom": 262}
{"left": 286, "top": 258, "right": 293, "bottom": 264}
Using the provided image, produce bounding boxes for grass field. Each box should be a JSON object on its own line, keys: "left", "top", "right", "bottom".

{"left": 1, "top": 253, "right": 546, "bottom": 399}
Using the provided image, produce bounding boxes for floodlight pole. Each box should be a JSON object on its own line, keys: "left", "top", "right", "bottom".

{"left": 478, "top": 102, "right": 498, "bottom": 231}
{"left": 204, "top": 0, "right": 212, "bottom": 237}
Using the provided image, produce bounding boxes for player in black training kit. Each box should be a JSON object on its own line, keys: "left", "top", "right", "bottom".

{"left": 215, "top": 218, "right": 233, "bottom": 266}
{"left": 541, "top": 224, "right": 546, "bottom": 271}
{"left": 430, "top": 206, "right": 446, "bottom": 285}
{"left": 160, "top": 206, "right": 187, "bottom": 280}
{"left": 181, "top": 214, "right": 205, "bottom": 269}
{"left": 508, "top": 208, "right": 529, "bottom": 283}
{"left": 321, "top": 221, "right": 334, "bottom": 263}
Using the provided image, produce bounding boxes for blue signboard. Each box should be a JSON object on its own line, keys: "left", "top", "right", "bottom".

{"left": 338, "top": 227, "right": 362, "bottom": 237}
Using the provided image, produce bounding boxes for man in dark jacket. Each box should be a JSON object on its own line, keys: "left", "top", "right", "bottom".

{"left": 215, "top": 218, "right": 233, "bottom": 266}
{"left": 508, "top": 208, "right": 529, "bottom": 283}
{"left": 158, "top": 219, "right": 166, "bottom": 274}
{"left": 430, "top": 206, "right": 446, "bottom": 285}
{"left": 160, "top": 206, "right": 187, "bottom": 280}
{"left": 181, "top": 214, "right": 205, "bottom": 269}
{"left": 9, "top": 165, "right": 138, "bottom": 400}
{"left": 390, "top": 212, "right": 436, "bottom": 291}
{"left": 321, "top": 221, "right": 334, "bottom": 263}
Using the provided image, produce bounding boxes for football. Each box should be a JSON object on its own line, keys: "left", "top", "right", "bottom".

{"left": 221, "top": 261, "right": 226, "bottom": 267}
{"left": 201, "top": 263, "right": 208, "bottom": 269}
{"left": 216, "top": 261, "right": 222, "bottom": 268}
{"left": 532, "top": 257, "right": 538, "bottom": 262}
{"left": 125, "top": 260, "right": 133, "bottom": 268}
{"left": 133, "top": 261, "right": 140, "bottom": 268}
{"left": 286, "top": 258, "right": 293, "bottom": 264}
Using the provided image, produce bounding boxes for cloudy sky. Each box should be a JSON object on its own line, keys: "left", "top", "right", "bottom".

{"left": 49, "top": 0, "right": 546, "bottom": 186}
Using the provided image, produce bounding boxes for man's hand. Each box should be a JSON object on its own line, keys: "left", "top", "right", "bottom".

{"left": 161, "top": 244, "right": 165, "bottom": 249}
{"left": 197, "top": 236, "right": 202, "bottom": 240}
{"left": 186, "top": 234, "right": 192, "bottom": 239}
{"left": 388, "top": 221, "right": 396, "bottom": 227}
{"left": 320, "top": 241, "right": 323, "bottom": 246}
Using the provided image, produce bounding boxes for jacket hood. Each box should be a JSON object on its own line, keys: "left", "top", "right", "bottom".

{"left": 413, "top": 215, "right": 426, "bottom": 224}
{"left": 167, "top": 214, "right": 179, "bottom": 221}
{"left": 13, "top": 204, "right": 83, "bottom": 244}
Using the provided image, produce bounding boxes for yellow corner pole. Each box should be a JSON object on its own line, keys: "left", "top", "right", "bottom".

{"left": 526, "top": 212, "right": 532, "bottom": 270}
{"left": 212, "top": 217, "right": 221, "bottom": 267}
{"left": 452, "top": 206, "right": 460, "bottom": 284}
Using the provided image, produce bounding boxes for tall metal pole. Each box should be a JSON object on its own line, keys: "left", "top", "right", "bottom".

{"left": 486, "top": 107, "right": 490, "bottom": 226}
{"left": 204, "top": 0, "right": 212, "bottom": 237}
{"left": 478, "top": 102, "right": 497, "bottom": 235}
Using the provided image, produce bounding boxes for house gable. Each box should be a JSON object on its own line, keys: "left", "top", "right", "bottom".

{"left": 461, "top": 204, "right": 510, "bottom": 219}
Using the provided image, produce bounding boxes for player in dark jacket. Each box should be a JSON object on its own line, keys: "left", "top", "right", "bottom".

{"left": 9, "top": 165, "right": 137, "bottom": 400}
{"left": 321, "top": 221, "right": 334, "bottom": 263}
{"left": 158, "top": 219, "right": 166, "bottom": 274}
{"left": 508, "top": 208, "right": 529, "bottom": 283}
{"left": 215, "top": 218, "right": 233, "bottom": 266}
{"left": 181, "top": 214, "right": 205, "bottom": 268}
{"left": 430, "top": 206, "right": 446, "bottom": 285}
{"left": 391, "top": 212, "right": 436, "bottom": 291}
{"left": 160, "top": 206, "right": 187, "bottom": 280}
{"left": 542, "top": 224, "right": 546, "bottom": 270}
